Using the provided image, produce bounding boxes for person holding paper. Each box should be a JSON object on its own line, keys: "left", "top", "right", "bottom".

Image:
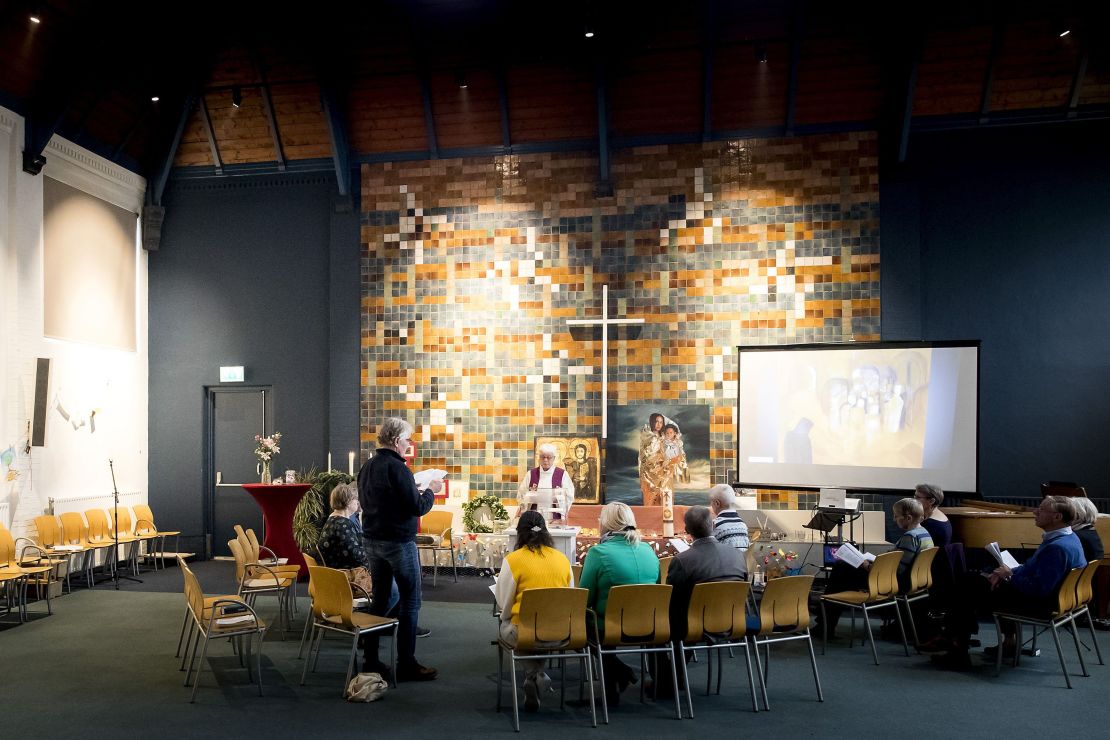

{"left": 493, "top": 510, "right": 574, "bottom": 712}
{"left": 815, "top": 498, "right": 933, "bottom": 638}
{"left": 932, "top": 496, "right": 1086, "bottom": 669}
{"left": 516, "top": 443, "right": 575, "bottom": 522}
{"left": 357, "top": 417, "right": 443, "bottom": 682}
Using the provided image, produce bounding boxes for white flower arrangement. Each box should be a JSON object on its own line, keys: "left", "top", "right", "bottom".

{"left": 253, "top": 432, "right": 282, "bottom": 463}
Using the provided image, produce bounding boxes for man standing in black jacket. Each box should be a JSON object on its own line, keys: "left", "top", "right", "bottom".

{"left": 358, "top": 417, "right": 443, "bottom": 681}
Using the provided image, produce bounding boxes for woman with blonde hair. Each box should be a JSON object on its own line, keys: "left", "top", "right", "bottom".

{"left": 578, "top": 502, "right": 659, "bottom": 703}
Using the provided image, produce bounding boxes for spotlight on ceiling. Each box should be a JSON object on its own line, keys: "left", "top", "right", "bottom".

{"left": 456, "top": 71, "right": 468, "bottom": 89}
{"left": 1059, "top": 29, "right": 1071, "bottom": 37}
{"left": 232, "top": 86, "right": 242, "bottom": 108}
{"left": 29, "top": 13, "right": 41, "bottom": 24}
{"left": 584, "top": 25, "right": 595, "bottom": 38}
{"left": 756, "top": 46, "right": 768, "bottom": 63}
{"left": 151, "top": 96, "right": 159, "bottom": 102}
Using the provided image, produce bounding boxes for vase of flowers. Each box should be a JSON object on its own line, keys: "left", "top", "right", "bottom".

{"left": 254, "top": 432, "right": 282, "bottom": 484}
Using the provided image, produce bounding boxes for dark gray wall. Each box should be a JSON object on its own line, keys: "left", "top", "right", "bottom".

{"left": 883, "top": 121, "right": 1110, "bottom": 498}
{"left": 149, "top": 174, "right": 360, "bottom": 552}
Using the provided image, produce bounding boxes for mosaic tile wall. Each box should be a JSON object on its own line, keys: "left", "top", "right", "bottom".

{"left": 360, "top": 133, "right": 880, "bottom": 508}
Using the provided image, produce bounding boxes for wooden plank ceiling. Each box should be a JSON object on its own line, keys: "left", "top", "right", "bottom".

{"left": 0, "top": 0, "right": 1104, "bottom": 177}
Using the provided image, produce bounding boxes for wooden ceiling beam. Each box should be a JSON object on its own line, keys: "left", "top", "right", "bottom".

{"left": 321, "top": 83, "right": 352, "bottom": 197}
{"left": 978, "top": 15, "right": 1007, "bottom": 124}
{"left": 251, "top": 50, "right": 286, "bottom": 171}
{"left": 419, "top": 72, "right": 439, "bottom": 159}
{"left": 198, "top": 95, "right": 223, "bottom": 175}
{"left": 784, "top": 1, "right": 804, "bottom": 136}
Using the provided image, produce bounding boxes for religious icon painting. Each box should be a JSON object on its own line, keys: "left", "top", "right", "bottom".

{"left": 534, "top": 435, "right": 602, "bottom": 504}
{"left": 604, "top": 404, "right": 711, "bottom": 507}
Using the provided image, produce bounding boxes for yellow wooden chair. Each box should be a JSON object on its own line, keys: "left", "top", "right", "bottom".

{"left": 1071, "top": 560, "right": 1105, "bottom": 667}
{"left": 59, "top": 511, "right": 111, "bottom": 586}
{"left": 114, "top": 507, "right": 159, "bottom": 574}
{"left": 33, "top": 514, "right": 85, "bottom": 593}
{"left": 417, "top": 510, "right": 458, "bottom": 586}
{"left": 658, "top": 556, "right": 674, "bottom": 585}
{"left": 85, "top": 508, "right": 140, "bottom": 577}
{"left": 0, "top": 523, "right": 55, "bottom": 619}
{"left": 301, "top": 565, "right": 399, "bottom": 697}
{"left": 993, "top": 565, "right": 1087, "bottom": 688}
{"left": 133, "top": 503, "right": 184, "bottom": 570}
{"left": 229, "top": 538, "right": 297, "bottom": 636}
{"left": 589, "top": 583, "right": 681, "bottom": 724}
{"left": 820, "top": 550, "right": 909, "bottom": 664}
{"left": 175, "top": 554, "right": 246, "bottom": 661}
{"left": 497, "top": 586, "right": 596, "bottom": 731}
{"left": 894, "top": 547, "right": 939, "bottom": 651}
{"left": 751, "top": 574, "right": 823, "bottom": 710}
{"left": 677, "top": 580, "right": 759, "bottom": 717}
{"left": 180, "top": 558, "right": 266, "bottom": 702}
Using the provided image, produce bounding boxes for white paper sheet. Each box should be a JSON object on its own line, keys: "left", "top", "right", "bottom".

{"left": 414, "top": 469, "right": 448, "bottom": 489}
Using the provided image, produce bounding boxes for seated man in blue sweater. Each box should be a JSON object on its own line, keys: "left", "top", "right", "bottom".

{"left": 933, "top": 495, "right": 1086, "bottom": 669}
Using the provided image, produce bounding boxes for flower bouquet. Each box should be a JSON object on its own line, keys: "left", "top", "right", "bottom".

{"left": 254, "top": 432, "right": 282, "bottom": 483}
{"left": 753, "top": 544, "right": 800, "bottom": 580}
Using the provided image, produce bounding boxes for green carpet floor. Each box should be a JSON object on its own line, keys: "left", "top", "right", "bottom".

{"left": 2, "top": 580, "right": 1108, "bottom": 738}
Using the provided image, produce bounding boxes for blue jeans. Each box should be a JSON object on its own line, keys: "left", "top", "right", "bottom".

{"left": 365, "top": 539, "right": 422, "bottom": 668}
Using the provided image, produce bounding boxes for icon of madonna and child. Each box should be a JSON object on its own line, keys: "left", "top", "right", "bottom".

{"left": 605, "top": 404, "right": 711, "bottom": 510}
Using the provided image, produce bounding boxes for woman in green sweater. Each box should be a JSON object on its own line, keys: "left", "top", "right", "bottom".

{"left": 579, "top": 502, "right": 660, "bottom": 703}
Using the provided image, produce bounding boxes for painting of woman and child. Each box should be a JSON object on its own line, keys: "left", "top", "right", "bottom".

{"left": 604, "top": 404, "right": 711, "bottom": 507}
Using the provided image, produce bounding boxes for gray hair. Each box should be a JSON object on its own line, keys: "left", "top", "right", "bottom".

{"left": 1043, "top": 495, "right": 1077, "bottom": 525}
{"left": 1072, "top": 497, "right": 1098, "bottom": 528}
{"left": 684, "top": 506, "right": 713, "bottom": 539}
{"left": 914, "top": 483, "right": 944, "bottom": 507}
{"left": 538, "top": 443, "right": 558, "bottom": 457}
{"left": 599, "top": 502, "right": 642, "bottom": 547}
{"left": 709, "top": 483, "right": 735, "bottom": 509}
{"left": 330, "top": 482, "right": 358, "bottom": 511}
{"left": 378, "top": 417, "right": 413, "bottom": 448}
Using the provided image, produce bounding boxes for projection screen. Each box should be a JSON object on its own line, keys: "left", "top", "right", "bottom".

{"left": 736, "top": 341, "right": 979, "bottom": 493}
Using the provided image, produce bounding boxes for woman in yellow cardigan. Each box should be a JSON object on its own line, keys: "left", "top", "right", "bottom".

{"left": 494, "top": 510, "right": 573, "bottom": 712}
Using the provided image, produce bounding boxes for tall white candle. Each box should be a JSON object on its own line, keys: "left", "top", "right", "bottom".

{"left": 327, "top": 452, "right": 332, "bottom": 472}
{"left": 348, "top": 451, "right": 355, "bottom": 476}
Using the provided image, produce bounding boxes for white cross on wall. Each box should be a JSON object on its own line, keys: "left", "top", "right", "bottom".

{"left": 566, "top": 284, "right": 645, "bottom": 438}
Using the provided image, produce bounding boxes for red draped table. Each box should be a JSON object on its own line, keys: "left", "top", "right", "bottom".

{"left": 241, "top": 483, "right": 312, "bottom": 576}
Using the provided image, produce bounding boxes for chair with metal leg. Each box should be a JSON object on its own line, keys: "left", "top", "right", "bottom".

{"left": 1071, "top": 560, "right": 1105, "bottom": 667}
{"left": 895, "top": 547, "right": 939, "bottom": 651}
{"left": 417, "top": 511, "right": 458, "bottom": 586}
{"left": 820, "top": 550, "right": 909, "bottom": 664}
{"left": 751, "top": 574, "right": 823, "bottom": 710}
{"left": 588, "top": 584, "right": 682, "bottom": 724}
{"left": 301, "top": 566, "right": 398, "bottom": 697}
{"left": 993, "top": 566, "right": 1085, "bottom": 688}
{"left": 497, "top": 587, "right": 596, "bottom": 732}
{"left": 676, "top": 580, "right": 759, "bottom": 717}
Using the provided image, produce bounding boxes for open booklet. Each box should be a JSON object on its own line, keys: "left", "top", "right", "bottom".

{"left": 986, "top": 541, "right": 1021, "bottom": 570}
{"left": 833, "top": 541, "right": 876, "bottom": 569}
{"left": 414, "top": 468, "right": 448, "bottom": 489}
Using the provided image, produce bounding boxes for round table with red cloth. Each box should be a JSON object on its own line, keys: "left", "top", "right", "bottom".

{"left": 241, "top": 483, "right": 312, "bottom": 576}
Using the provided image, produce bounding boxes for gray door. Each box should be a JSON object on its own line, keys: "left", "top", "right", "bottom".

{"left": 206, "top": 387, "right": 274, "bottom": 557}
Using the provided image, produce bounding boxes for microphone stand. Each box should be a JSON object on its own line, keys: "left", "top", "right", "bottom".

{"left": 109, "top": 459, "right": 142, "bottom": 588}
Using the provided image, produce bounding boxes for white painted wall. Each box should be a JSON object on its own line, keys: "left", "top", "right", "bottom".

{"left": 0, "top": 104, "right": 148, "bottom": 538}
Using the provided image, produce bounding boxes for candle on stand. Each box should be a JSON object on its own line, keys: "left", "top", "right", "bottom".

{"left": 327, "top": 452, "right": 332, "bottom": 472}
{"left": 348, "top": 451, "right": 355, "bottom": 476}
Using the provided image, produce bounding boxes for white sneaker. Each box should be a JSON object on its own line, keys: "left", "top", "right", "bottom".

{"left": 523, "top": 678, "right": 539, "bottom": 712}
{"left": 535, "top": 672, "right": 552, "bottom": 694}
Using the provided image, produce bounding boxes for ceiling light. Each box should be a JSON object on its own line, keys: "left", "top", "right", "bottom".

{"left": 584, "top": 25, "right": 595, "bottom": 38}
{"left": 756, "top": 46, "right": 768, "bottom": 63}
{"left": 1059, "top": 29, "right": 1071, "bottom": 37}
{"left": 29, "top": 14, "right": 41, "bottom": 24}
{"left": 151, "top": 96, "right": 159, "bottom": 102}
{"left": 232, "top": 86, "right": 242, "bottom": 108}
{"left": 456, "top": 71, "right": 467, "bottom": 89}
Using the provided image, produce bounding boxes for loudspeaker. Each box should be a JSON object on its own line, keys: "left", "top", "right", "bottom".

{"left": 32, "top": 357, "right": 51, "bottom": 447}
{"left": 142, "top": 204, "right": 165, "bottom": 251}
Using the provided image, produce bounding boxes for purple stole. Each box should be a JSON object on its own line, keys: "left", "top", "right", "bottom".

{"left": 527, "top": 467, "right": 564, "bottom": 518}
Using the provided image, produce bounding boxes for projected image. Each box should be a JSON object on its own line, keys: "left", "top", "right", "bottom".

{"left": 737, "top": 344, "right": 977, "bottom": 492}
{"left": 781, "top": 350, "right": 931, "bottom": 468}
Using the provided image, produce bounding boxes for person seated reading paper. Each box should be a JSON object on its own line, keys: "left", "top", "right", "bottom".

{"left": 516, "top": 443, "right": 575, "bottom": 525}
